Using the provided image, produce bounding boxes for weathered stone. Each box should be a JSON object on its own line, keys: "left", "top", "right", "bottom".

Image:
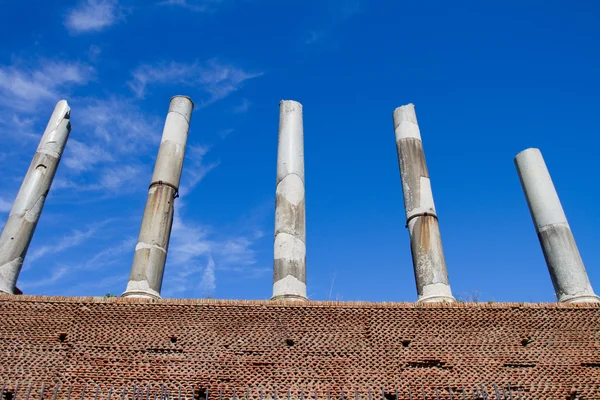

{"left": 0, "top": 100, "right": 71, "bottom": 294}
{"left": 272, "top": 100, "right": 307, "bottom": 302}
{"left": 122, "top": 96, "right": 193, "bottom": 299}
{"left": 515, "top": 148, "right": 599, "bottom": 303}
{"left": 392, "top": 104, "right": 454, "bottom": 303}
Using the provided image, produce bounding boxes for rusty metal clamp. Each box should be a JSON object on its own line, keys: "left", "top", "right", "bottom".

{"left": 405, "top": 212, "right": 438, "bottom": 228}
{"left": 149, "top": 180, "right": 179, "bottom": 199}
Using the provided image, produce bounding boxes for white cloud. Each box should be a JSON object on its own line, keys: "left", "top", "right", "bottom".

{"left": 218, "top": 128, "right": 234, "bottom": 139}
{"left": 78, "top": 97, "right": 161, "bottom": 149}
{"left": 232, "top": 98, "right": 251, "bottom": 113}
{"left": 305, "top": 0, "right": 361, "bottom": 45}
{"left": 97, "top": 164, "right": 145, "bottom": 191}
{"left": 54, "top": 164, "right": 147, "bottom": 194}
{"left": 88, "top": 45, "right": 102, "bottom": 62}
{"left": 305, "top": 30, "right": 322, "bottom": 45}
{"left": 62, "top": 139, "right": 114, "bottom": 172}
{"left": 128, "top": 59, "right": 262, "bottom": 105}
{"left": 78, "top": 237, "right": 136, "bottom": 271}
{"left": 26, "top": 219, "right": 114, "bottom": 264}
{"left": 57, "top": 97, "right": 161, "bottom": 193}
{"left": 0, "top": 197, "right": 12, "bottom": 213}
{"left": 200, "top": 254, "right": 216, "bottom": 297}
{"left": 18, "top": 265, "right": 69, "bottom": 290}
{"left": 168, "top": 209, "right": 212, "bottom": 266}
{"left": 214, "top": 237, "right": 257, "bottom": 266}
{"left": 6, "top": 114, "right": 40, "bottom": 142}
{"left": 159, "top": 0, "right": 225, "bottom": 12}
{"left": 180, "top": 145, "right": 219, "bottom": 195}
{"left": 65, "top": 0, "right": 122, "bottom": 34}
{"left": 66, "top": 273, "right": 130, "bottom": 296}
{"left": 161, "top": 201, "right": 263, "bottom": 298}
{"left": 0, "top": 60, "right": 94, "bottom": 112}
{"left": 18, "top": 234, "right": 134, "bottom": 293}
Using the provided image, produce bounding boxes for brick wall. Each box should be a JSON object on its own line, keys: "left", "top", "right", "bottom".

{"left": 0, "top": 296, "right": 599, "bottom": 399}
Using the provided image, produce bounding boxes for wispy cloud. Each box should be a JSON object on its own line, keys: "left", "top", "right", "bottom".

{"left": 200, "top": 254, "right": 216, "bottom": 297}
{"left": 0, "top": 60, "right": 94, "bottom": 112}
{"left": 18, "top": 265, "right": 69, "bottom": 290}
{"left": 66, "top": 273, "right": 130, "bottom": 296}
{"left": 77, "top": 237, "right": 136, "bottom": 272}
{"left": 161, "top": 201, "right": 264, "bottom": 298}
{"left": 62, "top": 139, "right": 114, "bottom": 172}
{"left": 305, "top": 31, "right": 322, "bottom": 45}
{"left": 232, "top": 98, "right": 251, "bottom": 114}
{"left": 159, "top": 0, "right": 225, "bottom": 13}
{"left": 305, "top": 0, "right": 361, "bottom": 45}
{"left": 78, "top": 97, "right": 161, "bottom": 149}
{"left": 218, "top": 128, "right": 234, "bottom": 140}
{"left": 65, "top": 0, "right": 123, "bottom": 34}
{"left": 26, "top": 219, "right": 114, "bottom": 264}
{"left": 99, "top": 165, "right": 145, "bottom": 191}
{"left": 0, "top": 197, "right": 12, "bottom": 213}
{"left": 181, "top": 145, "right": 219, "bottom": 195}
{"left": 88, "top": 44, "right": 102, "bottom": 62}
{"left": 128, "top": 59, "right": 263, "bottom": 106}
{"left": 18, "top": 236, "right": 134, "bottom": 293}
{"left": 58, "top": 97, "right": 161, "bottom": 194}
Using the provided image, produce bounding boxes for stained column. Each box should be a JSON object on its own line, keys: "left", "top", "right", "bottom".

{"left": 122, "top": 96, "right": 193, "bottom": 299}
{"left": 0, "top": 100, "right": 71, "bottom": 294}
{"left": 272, "top": 100, "right": 307, "bottom": 301}
{"left": 392, "top": 104, "right": 455, "bottom": 303}
{"left": 515, "top": 148, "right": 599, "bottom": 303}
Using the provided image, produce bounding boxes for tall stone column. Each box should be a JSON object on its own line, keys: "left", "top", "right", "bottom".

{"left": 515, "top": 148, "right": 599, "bottom": 303}
{"left": 272, "top": 100, "right": 307, "bottom": 301}
{"left": 122, "top": 96, "right": 193, "bottom": 299}
{"left": 0, "top": 100, "right": 71, "bottom": 294}
{"left": 392, "top": 104, "right": 454, "bottom": 303}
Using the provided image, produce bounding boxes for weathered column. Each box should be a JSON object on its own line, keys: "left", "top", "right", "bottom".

{"left": 392, "top": 104, "right": 454, "bottom": 303}
{"left": 515, "top": 148, "right": 599, "bottom": 303}
{"left": 0, "top": 100, "right": 71, "bottom": 294}
{"left": 122, "top": 96, "right": 193, "bottom": 299}
{"left": 272, "top": 100, "right": 307, "bottom": 301}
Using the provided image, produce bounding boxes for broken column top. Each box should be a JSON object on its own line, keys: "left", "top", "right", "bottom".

{"left": 37, "top": 100, "right": 71, "bottom": 157}
{"left": 393, "top": 103, "right": 422, "bottom": 141}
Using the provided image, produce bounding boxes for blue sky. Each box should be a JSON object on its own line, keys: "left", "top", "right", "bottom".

{"left": 0, "top": 0, "right": 599, "bottom": 302}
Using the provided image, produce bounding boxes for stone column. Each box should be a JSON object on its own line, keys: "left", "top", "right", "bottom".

{"left": 122, "top": 96, "right": 193, "bottom": 299}
{"left": 515, "top": 148, "right": 599, "bottom": 303}
{"left": 0, "top": 100, "right": 71, "bottom": 294}
{"left": 392, "top": 104, "right": 455, "bottom": 303}
{"left": 272, "top": 100, "right": 307, "bottom": 301}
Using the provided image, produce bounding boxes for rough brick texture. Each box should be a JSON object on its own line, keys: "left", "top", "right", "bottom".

{"left": 0, "top": 295, "right": 599, "bottom": 399}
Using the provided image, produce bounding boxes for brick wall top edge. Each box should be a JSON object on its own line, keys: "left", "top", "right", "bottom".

{"left": 1, "top": 294, "right": 598, "bottom": 309}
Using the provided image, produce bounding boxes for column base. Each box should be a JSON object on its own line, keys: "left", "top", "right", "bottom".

{"left": 271, "top": 294, "right": 309, "bottom": 302}
{"left": 559, "top": 294, "right": 600, "bottom": 304}
{"left": 417, "top": 294, "right": 456, "bottom": 303}
{"left": 121, "top": 289, "right": 161, "bottom": 300}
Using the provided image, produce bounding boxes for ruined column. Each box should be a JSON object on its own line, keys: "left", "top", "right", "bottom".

{"left": 272, "top": 100, "right": 307, "bottom": 301}
{"left": 0, "top": 100, "right": 71, "bottom": 294}
{"left": 392, "top": 104, "right": 454, "bottom": 303}
{"left": 122, "top": 96, "right": 193, "bottom": 299}
{"left": 515, "top": 148, "right": 599, "bottom": 303}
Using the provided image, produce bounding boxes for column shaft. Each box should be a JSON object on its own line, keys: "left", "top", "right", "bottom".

{"left": 515, "top": 148, "right": 599, "bottom": 303}
{"left": 122, "top": 96, "right": 193, "bottom": 299}
{"left": 392, "top": 104, "right": 454, "bottom": 303}
{"left": 272, "top": 100, "right": 307, "bottom": 301}
{"left": 0, "top": 100, "right": 71, "bottom": 294}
